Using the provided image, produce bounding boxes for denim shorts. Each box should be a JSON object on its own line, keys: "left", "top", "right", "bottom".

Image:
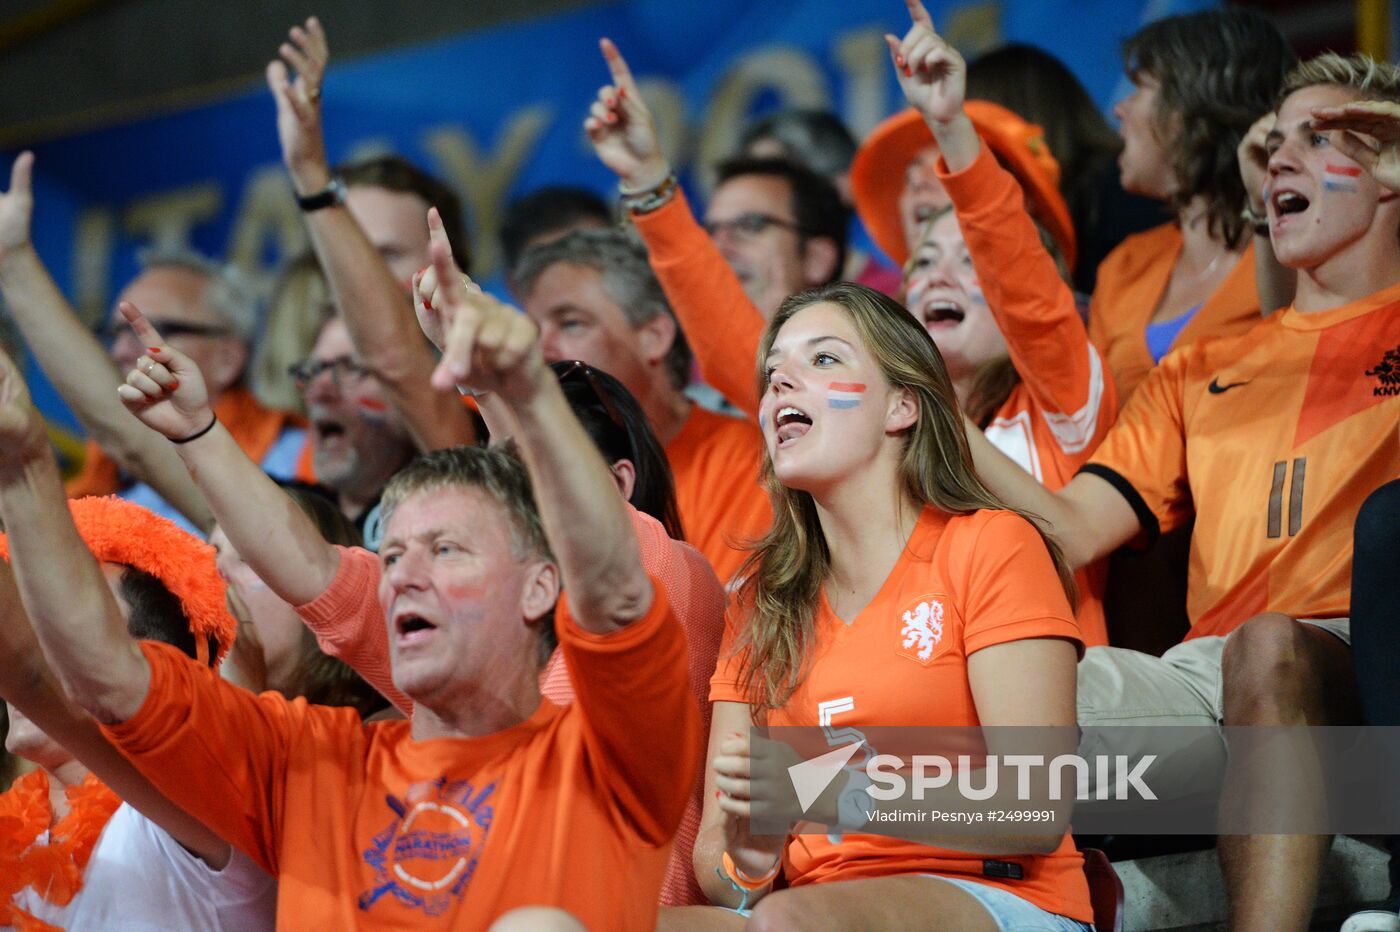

{"left": 930, "top": 876, "right": 1094, "bottom": 932}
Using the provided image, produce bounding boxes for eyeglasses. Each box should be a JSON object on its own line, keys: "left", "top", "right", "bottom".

{"left": 288, "top": 355, "right": 373, "bottom": 390}
{"left": 551, "top": 360, "right": 626, "bottom": 433}
{"left": 702, "top": 212, "right": 805, "bottom": 241}
{"left": 100, "top": 320, "right": 232, "bottom": 345}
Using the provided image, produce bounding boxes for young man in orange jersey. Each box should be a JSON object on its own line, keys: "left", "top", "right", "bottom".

{"left": 965, "top": 53, "right": 1400, "bottom": 931}
{"left": 0, "top": 236, "right": 699, "bottom": 929}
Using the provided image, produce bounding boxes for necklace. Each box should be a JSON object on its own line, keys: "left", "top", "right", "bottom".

{"left": 0, "top": 769, "right": 122, "bottom": 930}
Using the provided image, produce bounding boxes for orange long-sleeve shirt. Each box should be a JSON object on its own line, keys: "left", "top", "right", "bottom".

{"left": 937, "top": 144, "right": 1119, "bottom": 645}
{"left": 293, "top": 505, "right": 725, "bottom": 906}
{"left": 104, "top": 577, "right": 699, "bottom": 930}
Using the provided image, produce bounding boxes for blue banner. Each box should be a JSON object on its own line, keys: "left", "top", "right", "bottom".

{"left": 8, "top": 0, "right": 1214, "bottom": 433}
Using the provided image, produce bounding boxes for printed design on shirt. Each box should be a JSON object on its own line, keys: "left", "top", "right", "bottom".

{"left": 898, "top": 596, "right": 946, "bottom": 666}
{"left": 1366, "top": 345, "right": 1400, "bottom": 397}
{"left": 1040, "top": 343, "right": 1106, "bottom": 455}
{"left": 358, "top": 777, "right": 496, "bottom": 917}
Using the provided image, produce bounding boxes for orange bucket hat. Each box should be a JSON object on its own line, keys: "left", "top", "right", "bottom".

{"left": 850, "top": 101, "right": 1076, "bottom": 271}
{"left": 0, "top": 496, "right": 236, "bottom": 666}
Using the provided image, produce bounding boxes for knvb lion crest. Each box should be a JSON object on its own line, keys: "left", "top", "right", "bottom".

{"left": 899, "top": 597, "right": 946, "bottom": 665}
{"left": 1366, "top": 345, "right": 1400, "bottom": 397}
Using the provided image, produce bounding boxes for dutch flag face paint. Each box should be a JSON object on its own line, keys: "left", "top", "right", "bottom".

{"left": 827, "top": 382, "right": 866, "bottom": 409}
{"left": 1323, "top": 164, "right": 1361, "bottom": 193}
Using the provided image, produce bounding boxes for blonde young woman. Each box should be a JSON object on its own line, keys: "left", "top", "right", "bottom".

{"left": 669, "top": 282, "right": 1092, "bottom": 931}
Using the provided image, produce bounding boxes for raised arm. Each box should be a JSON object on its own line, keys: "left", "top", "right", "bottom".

{"left": 0, "top": 154, "right": 213, "bottom": 530}
{"left": 884, "top": 1, "right": 979, "bottom": 172}
{"left": 267, "top": 17, "right": 475, "bottom": 451}
{"left": 1310, "top": 98, "right": 1400, "bottom": 193}
{"left": 1238, "top": 112, "right": 1296, "bottom": 314}
{"left": 113, "top": 303, "right": 340, "bottom": 606}
{"left": 429, "top": 238, "right": 651, "bottom": 629}
{"left": 0, "top": 559, "right": 233, "bottom": 866}
{"left": 0, "top": 347, "right": 149, "bottom": 723}
{"left": 963, "top": 415, "right": 1137, "bottom": 569}
{"left": 889, "top": 1, "right": 1114, "bottom": 452}
{"left": 584, "top": 38, "right": 766, "bottom": 419}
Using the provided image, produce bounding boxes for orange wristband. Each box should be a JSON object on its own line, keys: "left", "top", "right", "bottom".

{"left": 722, "top": 850, "right": 781, "bottom": 890}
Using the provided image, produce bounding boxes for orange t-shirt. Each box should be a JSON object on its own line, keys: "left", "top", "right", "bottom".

{"left": 1083, "top": 281, "right": 1400, "bottom": 638}
{"left": 66, "top": 385, "right": 299, "bottom": 498}
{"left": 1089, "top": 223, "right": 1261, "bottom": 405}
{"left": 103, "top": 579, "right": 699, "bottom": 931}
{"left": 665, "top": 405, "right": 772, "bottom": 586}
{"left": 710, "top": 507, "right": 1092, "bottom": 924}
{"left": 294, "top": 505, "right": 726, "bottom": 907}
{"left": 938, "top": 143, "right": 1118, "bottom": 646}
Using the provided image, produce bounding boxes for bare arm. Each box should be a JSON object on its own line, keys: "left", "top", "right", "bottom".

{"left": 583, "top": 40, "right": 767, "bottom": 419}
{"left": 1310, "top": 99, "right": 1400, "bottom": 195}
{"left": 694, "top": 699, "right": 786, "bottom": 907}
{"left": 267, "top": 18, "right": 475, "bottom": 452}
{"left": 0, "top": 560, "right": 233, "bottom": 866}
{"left": 0, "top": 349, "right": 149, "bottom": 723}
{"left": 963, "top": 414, "right": 1138, "bottom": 568}
{"left": 0, "top": 154, "right": 213, "bottom": 530}
{"left": 883, "top": 4, "right": 979, "bottom": 173}
{"left": 1238, "top": 112, "right": 1296, "bottom": 314}
{"left": 113, "top": 304, "right": 341, "bottom": 606}
{"left": 429, "top": 240, "right": 652, "bottom": 630}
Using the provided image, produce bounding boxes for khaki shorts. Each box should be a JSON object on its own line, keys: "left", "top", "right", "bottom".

{"left": 1075, "top": 618, "right": 1350, "bottom": 800}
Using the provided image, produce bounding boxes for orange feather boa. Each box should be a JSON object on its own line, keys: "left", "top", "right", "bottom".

{"left": 0, "top": 769, "right": 121, "bottom": 931}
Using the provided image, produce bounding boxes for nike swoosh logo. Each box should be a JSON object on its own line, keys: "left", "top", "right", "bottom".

{"left": 1208, "top": 378, "right": 1251, "bottom": 394}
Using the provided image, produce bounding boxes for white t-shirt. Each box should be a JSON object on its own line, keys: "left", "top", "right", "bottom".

{"left": 9, "top": 802, "right": 276, "bottom": 930}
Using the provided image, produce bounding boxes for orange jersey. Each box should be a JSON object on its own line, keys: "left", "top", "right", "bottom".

{"left": 710, "top": 508, "right": 1092, "bottom": 924}
{"left": 1089, "top": 223, "right": 1261, "bottom": 404}
{"left": 104, "top": 580, "right": 699, "bottom": 931}
{"left": 665, "top": 405, "right": 772, "bottom": 586}
{"left": 295, "top": 505, "right": 725, "bottom": 906}
{"left": 938, "top": 144, "right": 1118, "bottom": 646}
{"left": 1083, "top": 281, "right": 1400, "bottom": 638}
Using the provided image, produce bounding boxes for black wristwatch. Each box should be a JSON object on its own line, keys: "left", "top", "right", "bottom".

{"left": 297, "top": 176, "right": 347, "bottom": 212}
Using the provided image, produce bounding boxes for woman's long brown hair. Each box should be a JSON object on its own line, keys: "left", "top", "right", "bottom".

{"left": 732, "top": 282, "right": 1076, "bottom": 713}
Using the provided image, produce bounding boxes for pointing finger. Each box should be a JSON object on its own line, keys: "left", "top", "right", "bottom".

{"left": 9, "top": 151, "right": 33, "bottom": 197}
{"left": 905, "top": 0, "right": 936, "bottom": 29}
{"left": 120, "top": 301, "right": 167, "bottom": 349}
{"left": 599, "top": 37, "right": 637, "bottom": 93}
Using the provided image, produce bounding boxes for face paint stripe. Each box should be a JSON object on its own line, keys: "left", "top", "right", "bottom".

{"left": 1323, "top": 164, "right": 1360, "bottom": 193}
{"left": 827, "top": 382, "right": 867, "bottom": 409}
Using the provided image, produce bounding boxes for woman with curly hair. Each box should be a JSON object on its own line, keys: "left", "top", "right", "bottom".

{"left": 1090, "top": 8, "right": 1296, "bottom": 404}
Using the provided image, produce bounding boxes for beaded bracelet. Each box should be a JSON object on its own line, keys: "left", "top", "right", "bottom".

{"left": 620, "top": 172, "right": 678, "bottom": 215}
